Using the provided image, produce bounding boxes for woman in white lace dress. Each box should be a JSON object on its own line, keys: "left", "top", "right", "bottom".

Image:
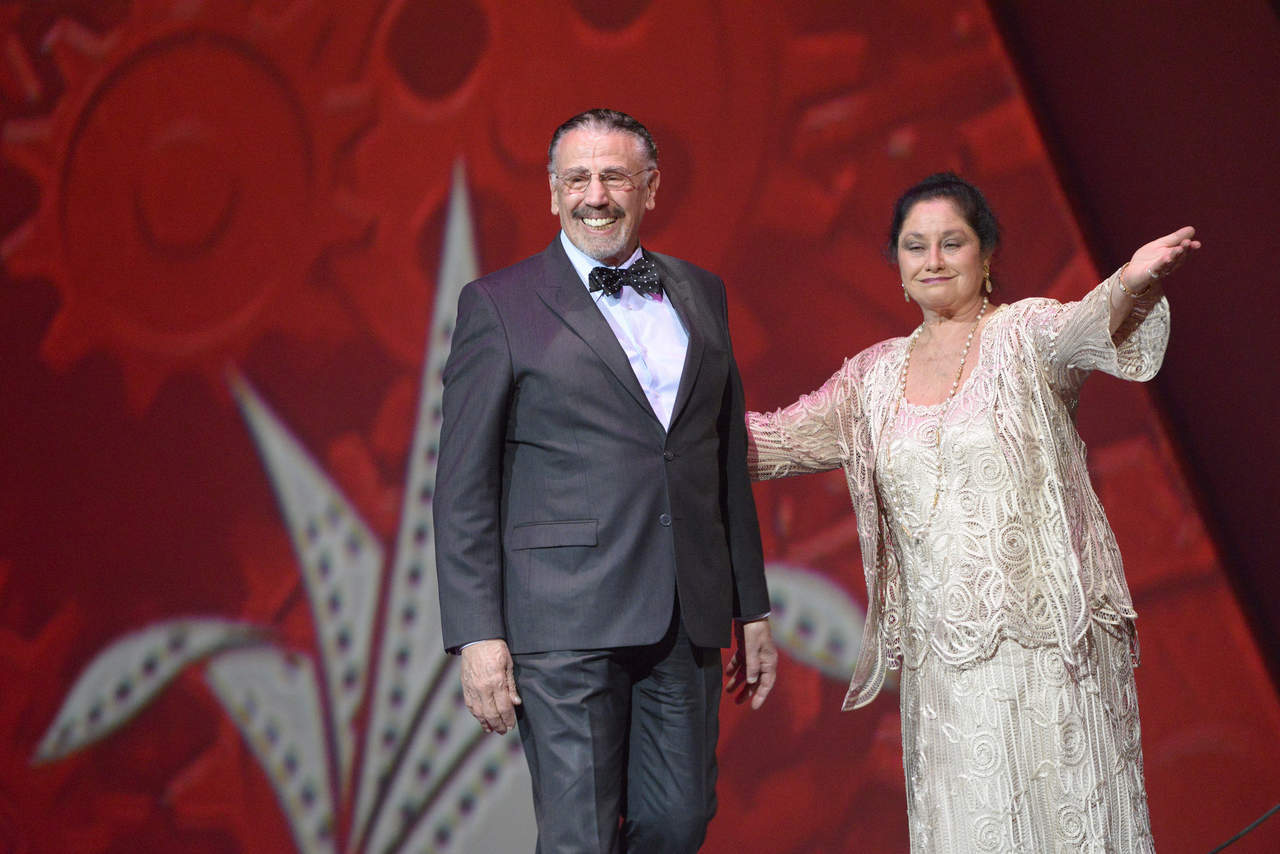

{"left": 744, "top": 174, "right": 1199, "bottom": 852}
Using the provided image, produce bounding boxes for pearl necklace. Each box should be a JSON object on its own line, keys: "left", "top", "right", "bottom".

{"left": 883, "top": 296, "right": 989, "bottom": 543}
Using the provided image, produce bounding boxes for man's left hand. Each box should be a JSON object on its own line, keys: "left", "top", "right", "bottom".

{"left": 724, "top": 618, "right": 778, "bottom": 709}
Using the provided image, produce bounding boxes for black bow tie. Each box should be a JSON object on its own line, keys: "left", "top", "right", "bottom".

{"left": 588, "top": 257, "right": 661, "bottom": 298}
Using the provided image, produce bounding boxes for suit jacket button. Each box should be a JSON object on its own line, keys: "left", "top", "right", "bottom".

{"left": 659, "top": 513, "right": 672, "bottom": 526}
{"left": 663, "top": 450, "right": 674, "bottom": 461}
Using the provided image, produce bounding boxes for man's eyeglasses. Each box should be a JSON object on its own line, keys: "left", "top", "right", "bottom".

{"left": 553, "top": 168, "right": 653, "bottom": 194}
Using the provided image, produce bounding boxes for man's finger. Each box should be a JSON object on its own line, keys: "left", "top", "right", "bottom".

{"left": 750, "top": 661, "right": 777, "bottom": 710}
{"left": 463, "top": 679, "right": 505, "bottom": 733}
{"left": 496, "top": 689, "right": 517, "bottom": 732}
{"left": 725, "top": 665, "right": 744, "bottom": 694}
{"left": 462, "top": 685, "right": 488, "bottom": 722}
{"left": 506, "top": 666, "right": 523, "bottom": 707}
{"left": 739, "top": 620, "right": 778, "bottom": 709}
{"left": 482, "top": 691, "right": 512, "bottom": 734}
{"left": 745, "top": 645, "right": 761, "bottom": 685}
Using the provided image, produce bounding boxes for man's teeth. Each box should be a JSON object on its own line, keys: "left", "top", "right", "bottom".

{"left": 583, "top": 217, "right": 616, "bottom": 227}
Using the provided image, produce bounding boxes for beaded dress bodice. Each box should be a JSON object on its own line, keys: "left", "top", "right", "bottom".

{"left": 879, "top": 367, "right": 1019, "bottom": 670}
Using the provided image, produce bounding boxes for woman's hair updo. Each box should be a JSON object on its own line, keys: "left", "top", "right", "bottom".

{"left": 886, "top": 172, "right": 1001, "bottom": 260}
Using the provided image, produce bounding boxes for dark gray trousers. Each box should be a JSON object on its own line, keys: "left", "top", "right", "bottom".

{"left": 512, "top": 608, "right": 722, "bottom": 854}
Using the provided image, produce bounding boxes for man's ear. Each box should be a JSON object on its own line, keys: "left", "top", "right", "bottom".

{"left": 644, "top": 169, "right": 660, "bottom": 211}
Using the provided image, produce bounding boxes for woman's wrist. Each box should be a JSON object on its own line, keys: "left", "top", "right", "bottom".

{"left": 1115, "top": 261, "right": 1154, "bottom": 299}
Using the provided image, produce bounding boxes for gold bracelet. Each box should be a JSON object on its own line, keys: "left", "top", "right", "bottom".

{"left": 1115, "top": 262, "right": 1150, "bottom": 298}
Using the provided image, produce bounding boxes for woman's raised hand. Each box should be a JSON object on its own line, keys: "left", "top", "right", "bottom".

{"left": 1124, "top": 226, "right": 1201, "bottom": 293}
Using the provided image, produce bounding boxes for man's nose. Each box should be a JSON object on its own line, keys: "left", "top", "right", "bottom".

{"left": 582, "top": 174, "right": 610, "bottom": 205}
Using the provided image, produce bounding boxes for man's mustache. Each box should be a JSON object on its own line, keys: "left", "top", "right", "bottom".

{"left": 573, "top": 206, "right": 624, "bottom": 220}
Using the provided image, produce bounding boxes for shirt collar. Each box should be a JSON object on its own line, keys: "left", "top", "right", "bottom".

{"left": 559, "top": 230, "right": 645, "bottom": 291}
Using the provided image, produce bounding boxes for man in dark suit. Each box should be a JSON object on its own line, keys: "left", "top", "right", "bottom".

{"left": 434, "top": 108, "right": 776, "bottom": 853}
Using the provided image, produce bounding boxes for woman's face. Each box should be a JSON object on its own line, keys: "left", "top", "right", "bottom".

{"left": 896, "top": 197, "right": 988, "bottom": 310}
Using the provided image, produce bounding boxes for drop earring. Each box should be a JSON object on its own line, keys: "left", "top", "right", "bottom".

{"left": 902, "top": 282, "right": 910, "bottom": 302}
{"left": 983, "top": 262, "right": 993, "bottom": 294}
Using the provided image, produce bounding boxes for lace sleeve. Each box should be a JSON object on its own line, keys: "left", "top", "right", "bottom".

{"left": 1017, "top": 269, "right": 1170, "bottom": 397}
{"left": 747, "top": 361, "right": 856, "bottom": 481}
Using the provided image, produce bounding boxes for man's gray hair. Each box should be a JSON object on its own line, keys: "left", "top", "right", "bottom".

{"left": 547, "top": 108, "right": 659, "bottom": 172}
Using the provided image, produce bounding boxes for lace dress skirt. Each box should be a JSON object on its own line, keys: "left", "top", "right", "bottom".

{"left": 882, "top": 394, "right": 1155, "bottom": 853}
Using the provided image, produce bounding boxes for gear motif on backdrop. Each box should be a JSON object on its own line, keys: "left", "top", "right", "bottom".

{"left": 333, "top": 0, "right": 786, "bottom": 366}
{"left": 0, "top": 5, "right": 43, "bottom": 105}
{"left": 0, "top": 0, "right": 376, "bottom": 411}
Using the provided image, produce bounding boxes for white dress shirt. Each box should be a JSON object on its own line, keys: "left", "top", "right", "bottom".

{"left": 560, "top": 231, "right": 689, "bottom": 430}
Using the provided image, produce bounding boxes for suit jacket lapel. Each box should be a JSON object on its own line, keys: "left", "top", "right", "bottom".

{"left": 533, "top": 240, "right": 661, "bottom": 425}
{"left": 648, "top": 253, "right": 706, "bottom": 432}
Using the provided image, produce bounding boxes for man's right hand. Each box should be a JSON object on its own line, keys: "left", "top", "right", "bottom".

{"left": 459, "top": 639, "right": 522, "bottom": 734}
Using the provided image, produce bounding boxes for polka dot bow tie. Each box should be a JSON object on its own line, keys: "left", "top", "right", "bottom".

{"left": 588, "top": 257, "right": 661, "bottom": 298}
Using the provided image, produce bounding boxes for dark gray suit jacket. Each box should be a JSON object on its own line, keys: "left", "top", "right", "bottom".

{"left": 434, "top": 237, "right": 768, "bottom": 654}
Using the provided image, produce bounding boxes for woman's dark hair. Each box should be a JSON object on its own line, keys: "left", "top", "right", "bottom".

{"left": 886, "top": 172, "right": 1001, "bottom": 260}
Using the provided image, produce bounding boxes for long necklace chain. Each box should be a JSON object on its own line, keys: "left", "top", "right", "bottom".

{"left": 883, "top": 296, "right": 989, "bottom": 543}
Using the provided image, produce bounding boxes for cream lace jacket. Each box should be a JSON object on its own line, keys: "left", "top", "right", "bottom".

{"left": 748, "top": 272, "right": 1170, "bottom": 711}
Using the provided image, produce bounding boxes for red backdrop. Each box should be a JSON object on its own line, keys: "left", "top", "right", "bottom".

{"left": 1, "top": 1, "right": 1276, "bottom": 852}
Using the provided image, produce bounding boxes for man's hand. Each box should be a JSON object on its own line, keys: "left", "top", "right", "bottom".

{"left": 724, "top": 618, "right": 778, "bottom": 709}
{"left": 459, "top": 639, "right": 522, "bottom": 734}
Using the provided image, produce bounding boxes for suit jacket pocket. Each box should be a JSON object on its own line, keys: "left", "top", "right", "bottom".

{"left": 508, "top": 519, "right": 598, "bottom": 550}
